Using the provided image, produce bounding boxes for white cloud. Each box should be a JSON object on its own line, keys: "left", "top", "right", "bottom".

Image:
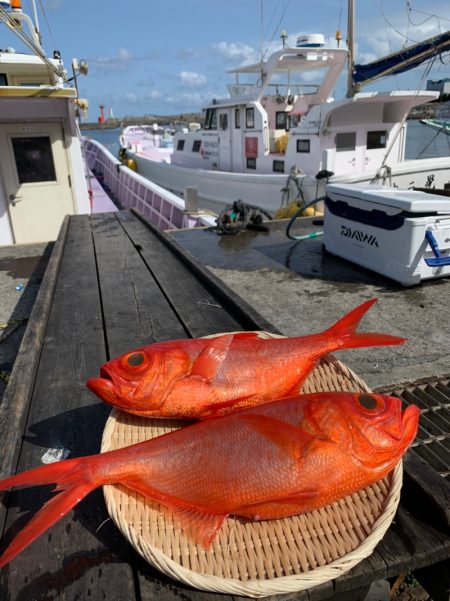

{"left": 89, "top": 48, "right": 133, "bottom": 73}
{"left": 147, "top": 89, "right": 163, "bottom": 99}
{"left": 118, "top": 48, "right": 132, "bottom": 60}
{"left": 212, "top": 42, "right": 259, "bottom": 64}
{"left": 357, "top": 7, "right": 450, "bottom": 63}
{"left": 178, "top": 71, "right": 207, "bottom": 87}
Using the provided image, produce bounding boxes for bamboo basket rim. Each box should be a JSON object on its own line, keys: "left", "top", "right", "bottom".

{"left": 101, "top": 332, "right": 402, "bottom": 597}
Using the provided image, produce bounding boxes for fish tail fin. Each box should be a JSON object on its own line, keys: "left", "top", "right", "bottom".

{"left": 326, "top": 298, "right": 406, "bottom": 350}
{"left": 0, "top": 457, "right": 97, "bottom": 568}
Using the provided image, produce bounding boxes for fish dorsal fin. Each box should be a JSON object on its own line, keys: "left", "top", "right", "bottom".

{"left": 162, "top": 504, "right": 228, "bottom": 549}
{"left": 191, "top": 334, "right": 235, "bottom": 380}
{"left": 240, "top": 414, "right": 315, "bottom": 461}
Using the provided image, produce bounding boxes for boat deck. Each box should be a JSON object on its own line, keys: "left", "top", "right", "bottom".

{"left": 0, "top": 210, "right": 448, "bottom": 600}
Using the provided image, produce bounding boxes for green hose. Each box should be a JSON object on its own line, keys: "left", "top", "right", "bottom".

{"left": 285, "top": 196, "right": 326, "bottom": 241}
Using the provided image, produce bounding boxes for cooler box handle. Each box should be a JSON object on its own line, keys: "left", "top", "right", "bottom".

{"left": 424, "top": 230, "right": 450, "bottom": 267}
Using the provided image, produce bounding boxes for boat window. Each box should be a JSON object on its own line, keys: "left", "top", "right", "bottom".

{"left": 192, "top": 140, "right": 201, "bottom": 152}
{"left": 336, "top": 132, "right": 356, "bottom": 152}
{"left": 276, "top": 112, "right": 287, "bottom": 130}
{"left": 235, "top": 108, "right": 240, "bottom": 129}
{"left": 273, "top": 160, "right": 285, "bottom": 173}
{"left": 247, "top": 157, "right": 256, "bottom": 169}
{"left": 289, "top": 114, "right": 300, "bottom": 128}
{"left": 0, "top": 73, "right": 7, "bottom": 86}
{"left": 297, "top": 139, "right": 310, "bottom": 153}
{"left": 205, "top": 108, "right": 217, "bottom": 130}
{"left": 219, "top": 113, "right": 228, "bottom": 130}
{"left": 367, "top": 130, "right": 387, "bottom": 149}
{"left": 246, "top": 108, "right": 255, "bottom": 128}
{"left": 177, "top": 139, "right": 185, "bottom": 151}
{"left": 11, "top": 136, "right": 56, "bottom": 184}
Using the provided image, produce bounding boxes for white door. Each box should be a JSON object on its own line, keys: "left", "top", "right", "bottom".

{"left": 333, "top": 131, "right": 358, "bottom": 175}
{"left": 0, "top": 122, "right": 74, "bottom": 243}
{"left": 218, "top": 110, "right": 232, "bottom": 171}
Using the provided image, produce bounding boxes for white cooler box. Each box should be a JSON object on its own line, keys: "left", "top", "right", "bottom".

{"left": 323, "top": 183, "right": 450, "bottom": 286}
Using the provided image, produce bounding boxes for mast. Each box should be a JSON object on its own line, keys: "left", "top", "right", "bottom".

{"left": 30, "top": 0, "right": 42, "bottom": 45}
{"left": 346, "top": 0, "right": 355, "bottom": 97}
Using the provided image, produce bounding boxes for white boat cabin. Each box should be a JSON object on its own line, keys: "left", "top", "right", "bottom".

{"left": 171, "top": 35, "right": 438, "bottom": 179}
{"left": 0, "top": 5, "right": 89, "bottom": 244}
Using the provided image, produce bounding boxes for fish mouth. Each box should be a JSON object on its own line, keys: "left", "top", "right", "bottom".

{"left": 400, "top": 404, "right": 420, "bottom": 444}
{"left": 86, "top": 366, "right": 136, "bottom": 408}
{"left": 379, "top": 398, "right": 420, "bottom": 442}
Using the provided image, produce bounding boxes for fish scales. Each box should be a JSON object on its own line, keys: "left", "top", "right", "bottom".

{"left": 0, "top": 391, "right": 419, "bottom": 566}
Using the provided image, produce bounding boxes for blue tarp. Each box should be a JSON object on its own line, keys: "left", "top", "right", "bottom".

{"left": 353, "top": 30, "right": 450, "bottom": 85}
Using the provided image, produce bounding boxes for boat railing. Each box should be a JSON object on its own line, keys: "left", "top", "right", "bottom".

{"left": 84, "top": 138, "right": 216, "bottom": 230}
{"left": 265, "top": 83, "right": 319, "bottom": 98}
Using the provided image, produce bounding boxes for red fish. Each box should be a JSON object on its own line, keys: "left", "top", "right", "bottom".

{"left": 0, "top": 392, "right": 419, "bottom": 567}
{"left": 87, "top": 298, "right": 405, "bottom": 418}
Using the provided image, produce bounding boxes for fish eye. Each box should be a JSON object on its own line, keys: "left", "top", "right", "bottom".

{"left": 358, "top": 394, "right": 378, "bottom": 410}
{"left": 127, "top": 352, "right": 145, "bottom": 367}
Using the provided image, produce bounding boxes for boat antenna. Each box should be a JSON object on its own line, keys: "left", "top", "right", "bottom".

{"left": 0, "top": 5, "right": 64, "bottom": 80}
{"left": 258, "top": 0, "right": 266, "bottom": 87}
{"left": 31, "top": 0, "right": 41, "bottom": 45}
{"left": 260, "top": 0, "right": 264, "bottom": 62}
{"left": 346, "top": 0, "right": 355, "bottom": 97}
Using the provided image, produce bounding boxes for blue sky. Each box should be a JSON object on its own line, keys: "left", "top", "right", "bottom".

{"left": 2, "top": 0, "right": 450, "bottom": 119}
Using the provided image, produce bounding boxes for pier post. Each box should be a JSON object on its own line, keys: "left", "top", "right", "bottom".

{"left": 185, "top": 187, "right": 199, "bottom": 213}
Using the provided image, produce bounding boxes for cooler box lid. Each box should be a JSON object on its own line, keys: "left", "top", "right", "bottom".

{"left": 326, "top": 184, "right": 450, "bottom": 214}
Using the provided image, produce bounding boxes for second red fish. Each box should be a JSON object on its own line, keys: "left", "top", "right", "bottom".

{"left": 87, "top": 298, "right": 405, "bottom": 418}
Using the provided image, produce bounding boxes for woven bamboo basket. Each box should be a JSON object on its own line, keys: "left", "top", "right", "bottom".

{"left": 101, "top": 332, "right": 403, "bottom": 597}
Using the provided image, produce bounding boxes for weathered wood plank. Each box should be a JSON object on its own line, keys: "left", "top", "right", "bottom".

{"left": 374, "top": 526, "right": 414, "bottom": 577}
{"left": 117, "top": 211, "right": 244, "bottom": 338}
{"left": 0, "top": 216, "right": 136, "bottom": 600}
{"left": 415, "top": 558, "right": 450, "bottom": 601}
{"left": 90, "top": 212, "right": 187, "bottom": 359}
{"left": 403, "top": 450, "right": 450, "bottom": 530}
{"left": 394, "top": 505, "right": 450, "bottom": 568}
{"left": 0, "top": 217, "right": 68, "bottom": 534}
{"left": 332, "top": 551, "right": 387, "bottom": 594}
{"left": 128, "top": 210, "right": 279, "bottom": 334}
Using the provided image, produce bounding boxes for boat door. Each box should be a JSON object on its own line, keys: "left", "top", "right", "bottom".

{"left": 333, "top": 131, "right": 359, "bottom": 175}
{"left": 0, "top": 122, "right": 74, "bottom": 243}
{"left": 218, "top": 110, "right": 232, "bottom": 171}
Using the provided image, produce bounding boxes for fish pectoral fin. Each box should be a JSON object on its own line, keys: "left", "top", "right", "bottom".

{"left": 199, "top": 394, "right": 258, "bottom": 418}
{"left": 123, "top": 479, "right": 228, "bottom": 548}
{"left": 240, "top": 414, "right": 315, "bottom": 461}
{"left": 190, "top": 334, "right": 235, "bottom": 380}
{"left": 162, "top": 503, "right": 228, "bottom": 549}
{"left": 270, "top": 489, "right": 319, "bottom": 502}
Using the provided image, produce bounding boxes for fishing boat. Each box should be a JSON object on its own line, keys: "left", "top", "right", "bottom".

{"left": 121, "top": 5, "right": 450, "bottom": 214}
{"left": 419, "top": 100, "right": 450, "bottom": 135}
{"left": 420, "top": 116, "right": 450, "bottom": 135}
{"left": 0, "top": 1, "right": 214, "bottom": 245}
{"left": 119, "top": 124, "right": 174, "bottom": 165}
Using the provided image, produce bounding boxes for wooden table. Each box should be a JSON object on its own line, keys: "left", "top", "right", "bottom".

{"left": 0, "top": 210, "right": 448, "bottom": 601}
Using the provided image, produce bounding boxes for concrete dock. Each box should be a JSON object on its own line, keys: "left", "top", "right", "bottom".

{"left": 170, "top": 217, "right": 450, "bottom": 391}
